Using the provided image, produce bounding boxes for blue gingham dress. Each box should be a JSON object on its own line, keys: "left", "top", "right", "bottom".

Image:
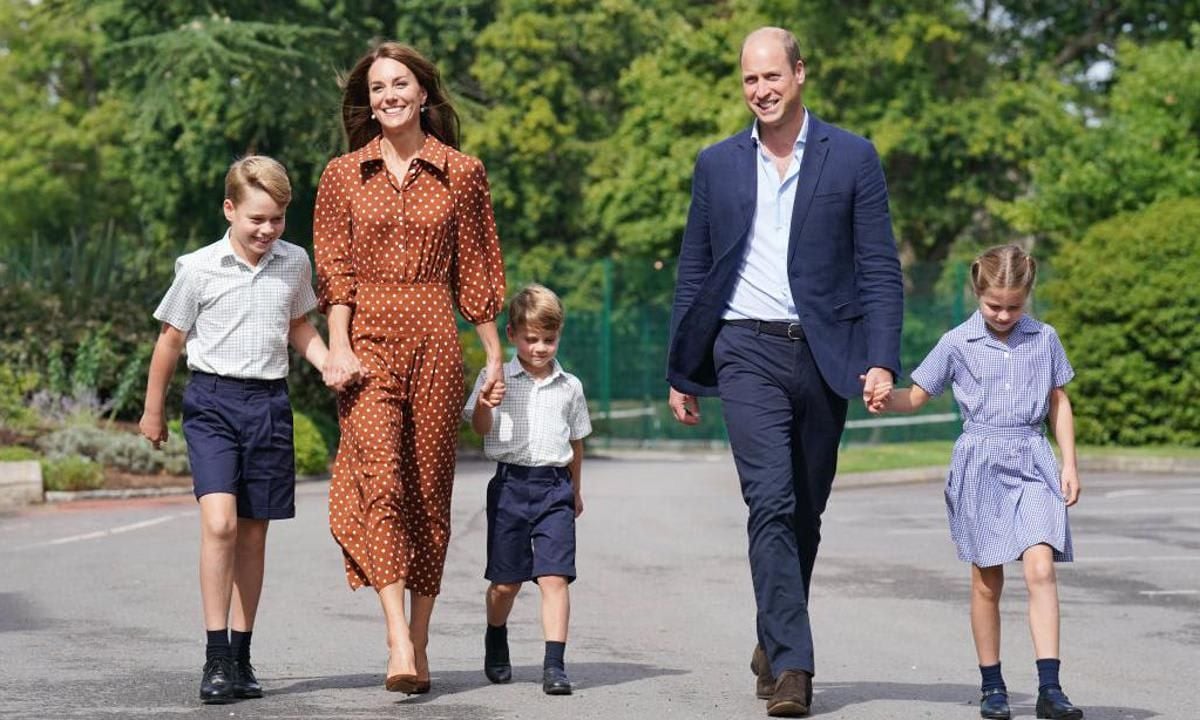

{"left": 910, "top": 312, "right": 1075, "bottom": 567}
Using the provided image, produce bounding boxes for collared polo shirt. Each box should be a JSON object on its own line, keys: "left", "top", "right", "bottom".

{"left": 154, "top": 232, "right": 318, "bottom": 379}
{"left": 463, "top": 357, "right": 592, "bottom": 467}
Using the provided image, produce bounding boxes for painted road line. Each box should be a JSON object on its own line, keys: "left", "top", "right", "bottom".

{"left": 11, "top": 512, "right": 190, "bottom": 551}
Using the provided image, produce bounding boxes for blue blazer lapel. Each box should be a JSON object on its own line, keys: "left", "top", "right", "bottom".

{"left": 787, "top": 114, "right": 830, "bottom": 266}
{"left": 716, "top": 129, "right": 758, "bottom": 265}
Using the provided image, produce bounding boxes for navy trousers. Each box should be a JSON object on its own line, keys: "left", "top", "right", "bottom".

{"left": 713, "top": 322, "right": 848, "bottom": 676}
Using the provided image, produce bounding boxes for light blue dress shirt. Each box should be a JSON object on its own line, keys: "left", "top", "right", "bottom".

{"left": 723, "top": 111, "right": 810, "bottom": 321}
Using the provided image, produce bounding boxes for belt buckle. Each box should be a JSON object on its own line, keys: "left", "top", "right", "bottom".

{"left": 786, "top": 323, "right": 803, "bottom": 340}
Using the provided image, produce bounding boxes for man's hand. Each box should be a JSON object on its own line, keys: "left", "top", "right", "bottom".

{"left": 860, "top": 367, "right": 894, "bottom": 414}
{"left": 668, "top": 387, "right": 700, "bottom": 425}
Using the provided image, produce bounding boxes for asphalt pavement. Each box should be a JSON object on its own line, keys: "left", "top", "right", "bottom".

{"left": 1, "top": 455, "right": 1195, "bottom": 719}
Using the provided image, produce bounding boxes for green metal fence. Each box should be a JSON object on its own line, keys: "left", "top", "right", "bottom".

{"left": 496, "top": 258, "right": 978, "bottom": 448}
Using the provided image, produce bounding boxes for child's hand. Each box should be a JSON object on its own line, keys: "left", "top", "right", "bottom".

{"left": 478, "top": 381, "right": 506, "bottom": 408}
{"left": 858, "top": 373, "right": 893, "bottom": 414}
{"left": 573, "top": 491, "right": 584, "bottom": 518}
{"left": 1061, "top": 466, "right": 1081, "bottom": 506}
{"left": 139, "top": 411, "right": 168, "bottom": 449}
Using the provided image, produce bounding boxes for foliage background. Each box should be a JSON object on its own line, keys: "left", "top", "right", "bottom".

{"left": 1, "top": 0, "right": 1198, "bottom": 449}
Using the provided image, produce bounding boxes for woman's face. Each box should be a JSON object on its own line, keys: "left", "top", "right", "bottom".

{"left": 367, "top": 57, "right": 427, "bottom": 135}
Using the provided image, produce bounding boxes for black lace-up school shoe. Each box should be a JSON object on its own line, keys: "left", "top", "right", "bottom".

{"left": 979, "top": 687, "right": 1011, "bottom": 719}
{"left": 542, "top": 666, "right": 573, "bottom": 695}
{"left": 199, "top": 656, "right": 236, "bottom": 704}
{"left": 233, "top": 658, "right": 263, "bottom": 699}
{"left": 1036, "top": 685, "right": 1083, "bottom": 719}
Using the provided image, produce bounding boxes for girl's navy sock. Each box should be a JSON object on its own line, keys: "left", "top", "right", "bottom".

{"left": 206, "top": 628, "right": 230, "bottom": 661}
{"left": 1036, "top": 658, "right": 1061, "bottom": 690}
{"left": 980, "top": 662, "right": 1006, "bottom": 693}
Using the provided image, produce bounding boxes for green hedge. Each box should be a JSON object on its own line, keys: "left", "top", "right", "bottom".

{"left": 42, "top": 456, "right": 105, "bottom": 491}
{"left": 293, "top": 410, "right": 330, "bottom": 475}
{"left": 1044, "top": 198, "right": 1200, "bottom": 445}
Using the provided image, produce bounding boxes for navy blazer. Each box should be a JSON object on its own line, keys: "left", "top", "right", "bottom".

{"left": 667, "top": 114, "right": 904, "bottom": 399}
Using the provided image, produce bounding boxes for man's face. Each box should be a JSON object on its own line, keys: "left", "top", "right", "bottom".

{"left": 740, "top": 37, "right": 805, "bottom": 130}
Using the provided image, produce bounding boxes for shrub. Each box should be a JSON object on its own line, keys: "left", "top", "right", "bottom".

{"left": 0, "top": 445, "right": 40, "bottom": 461}
{"left": 37, "top": 424, "right": 189, "bottom": 475}
{"left": 42, "top": 456, "right": 104, "bottom": 491}
{"left": 0, "top": 366, "right": 40, "bottom": 431}
{"left": 1043, "top": 198, "right": 1200, "bottom": 445}
{"left": 293, "top": 410, "right": 329, "bottom": 475}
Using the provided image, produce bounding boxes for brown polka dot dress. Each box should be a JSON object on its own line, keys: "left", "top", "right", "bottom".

{"left": 313, "top": 134, "right": 505, "bottom": 595}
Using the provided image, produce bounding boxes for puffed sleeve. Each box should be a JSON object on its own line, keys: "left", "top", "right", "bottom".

{"left": 451, "top": 157, "right": 506, "bottom": 324}
{"left": 909, "top": 333, "right": 956, "bottom": 398}
{"left": 312, "top": 158, "right": 356, "bottom": 313}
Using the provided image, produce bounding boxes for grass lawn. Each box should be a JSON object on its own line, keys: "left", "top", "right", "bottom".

{"left": 836, "top": 440, "right": 1200, "bottom": 474}
{"left": 837, "top": 441, "right": 953, "bottom": 473}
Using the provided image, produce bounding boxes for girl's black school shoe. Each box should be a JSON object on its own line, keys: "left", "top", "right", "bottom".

{"left": 199, "top": 656, "right": 236, "bottom": 704}
{"left": 979, "top": 687, "right": 1011, "bottom": 719}
{"left": 233, "top": 658, "right": 263, "bottom": 699}
{"left": 1036, "top": 685, "right": 1084, "bottom": 719}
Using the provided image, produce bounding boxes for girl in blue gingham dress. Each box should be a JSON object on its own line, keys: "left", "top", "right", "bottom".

{"left": 874, "top": 245, "right": 1085, "bottom": 720}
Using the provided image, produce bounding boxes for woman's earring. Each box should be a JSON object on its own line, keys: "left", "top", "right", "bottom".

{"left": 370, "top": 112, "right": 376, "bottom": 120}
{"left": 420, "top": 105, "right": 428, "bottom": 114}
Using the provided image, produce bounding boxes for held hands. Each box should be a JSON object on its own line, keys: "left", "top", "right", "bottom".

{"left": 1060, "top": 466, "right": 1081, "bottom": 506}
{"left": 138, "top": 411, "right": 168, "bottom": 450}
{"left": 859, "top": 367, "right": 894, "bottom": 415}
{"left": 323, "top": 345, "right": 364, "bottom": 392}
{"left": 477, "top": 359, "right": 506, "bottom": 408}
{"left": 668, "top": 387, "right": 700, "bottom": 426}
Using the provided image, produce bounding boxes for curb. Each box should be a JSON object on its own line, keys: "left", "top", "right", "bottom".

{"left": 32, "top": 455, "right": 1200, "bottom": 504}
{"left": 41, "top": 473, "right": 331, "bottom": 503}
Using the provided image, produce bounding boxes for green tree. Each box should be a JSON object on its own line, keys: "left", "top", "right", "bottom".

{"left": 1043, "top": 198, "right": 1200, "bottom": 445}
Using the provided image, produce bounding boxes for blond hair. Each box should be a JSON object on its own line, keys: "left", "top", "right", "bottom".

{"left": 225, "top": 155, "right": 292, "bottom": 206}
{"left": 507, "top": 284, "right": 564, "bottom": 332}
{"left": 970, "top": 244, "right": 1037, "bottom": 296}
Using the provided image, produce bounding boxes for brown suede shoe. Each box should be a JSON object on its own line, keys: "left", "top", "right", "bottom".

{"left": 766, "top": 670, "right": 812, "bottom": 717}
{"left": 751, "top": 644, "right": 776, "bottom": 699}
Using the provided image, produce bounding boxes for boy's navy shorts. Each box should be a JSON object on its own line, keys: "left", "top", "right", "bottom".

{"left": 182, "top": 372, "right": 296, "bottom": 520}
{"left": 485, "top": 462, "right": 576, "bottom": 584}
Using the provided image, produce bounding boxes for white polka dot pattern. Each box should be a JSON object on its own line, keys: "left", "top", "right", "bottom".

{"left": 313, "top": 134, "right": 506, "bottom": 595}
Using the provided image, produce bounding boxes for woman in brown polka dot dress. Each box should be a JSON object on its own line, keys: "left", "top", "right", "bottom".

{"left": 313, "top": 42, "right": 506, "bottom": 694}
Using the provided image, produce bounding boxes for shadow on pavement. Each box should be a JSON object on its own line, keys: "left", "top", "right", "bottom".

{"left": 816, "top": 681, "right": 1157, "bottom": 719}
{"left": 269, "top": 660, "right": 687, "bottom": 698}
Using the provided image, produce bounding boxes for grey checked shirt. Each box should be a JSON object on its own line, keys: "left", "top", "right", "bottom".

{"left": 464, "top": 357, "right": 592, "bottom": 467}
{"left": 154, "top": 232, "right": 318, "bottom": 380}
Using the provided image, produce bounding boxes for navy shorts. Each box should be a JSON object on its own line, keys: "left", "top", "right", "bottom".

{"left": 485, "top": 463, "right": 576, "bottom": 584}
{"left": 182, "top": 372, "right": 296, "bottom": 520}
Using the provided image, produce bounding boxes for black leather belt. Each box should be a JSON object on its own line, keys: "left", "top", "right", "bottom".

{"left": 724, "top": 319, "right": 806, "bottom": 340}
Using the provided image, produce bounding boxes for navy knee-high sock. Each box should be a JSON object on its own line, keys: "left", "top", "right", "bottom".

{"left": 206, "top": 629, "right": 230, "bottom": 662}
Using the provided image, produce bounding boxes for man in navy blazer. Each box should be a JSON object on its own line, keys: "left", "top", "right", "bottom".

{"left": 667, "top": 27, "right": 903, "bottom": 717}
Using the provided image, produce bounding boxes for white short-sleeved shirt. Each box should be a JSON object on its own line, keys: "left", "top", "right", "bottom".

{"left": 153, "top": 232, "right": 318, "bottom": 380}
{"left": 463, "top": 357, "right": 592, "bottom": 467}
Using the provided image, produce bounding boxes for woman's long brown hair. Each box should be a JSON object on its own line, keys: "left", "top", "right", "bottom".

{"left": 340, "top": 42, "right": 460, "bottom": 151}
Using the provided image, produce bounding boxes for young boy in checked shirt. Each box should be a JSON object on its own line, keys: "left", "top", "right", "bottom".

{"left": 464, "top": 284, "right": 591, "bottom": 696}
{"left": 139, "top": 156, "right": 332, "bottom": 704}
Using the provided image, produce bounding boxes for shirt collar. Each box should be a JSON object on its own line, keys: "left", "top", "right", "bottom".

{"left": 356, "top": 133, "right": 450, "bottom": 174}
{"left": 218, "top": 229, "right": 280, "bottom": 268}
{"left": 964, "top": 310, "right": 1041, "bottom": 342}
{"left": 751, "top": 107, "right": 809, "bottom": 157}
{"left": 504, "top": 355, "right": 563, "bottom": 383}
